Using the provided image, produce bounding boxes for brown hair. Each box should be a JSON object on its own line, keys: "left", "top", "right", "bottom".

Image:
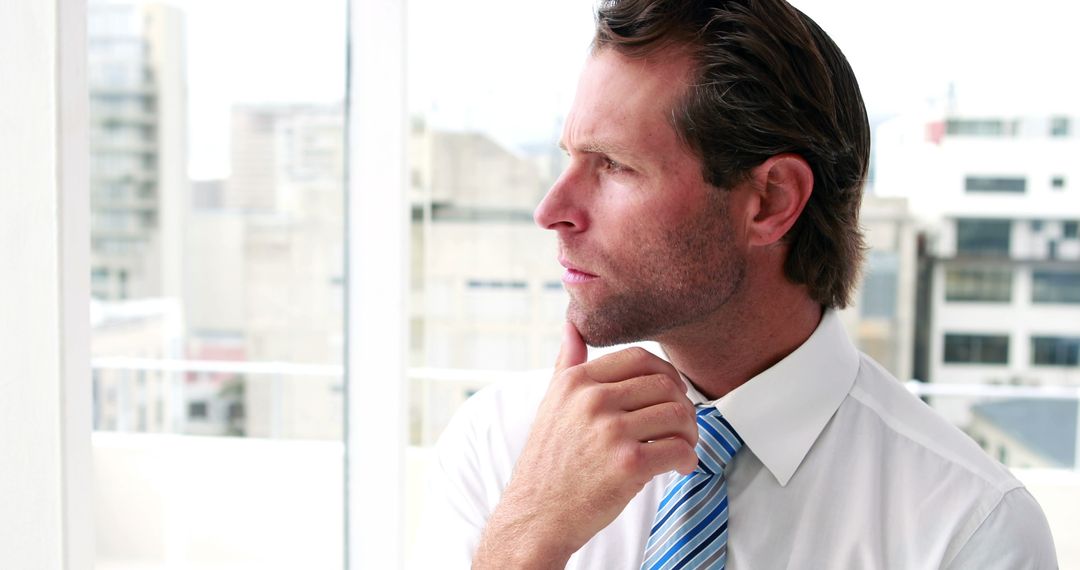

{"left": 594, "top": 0, "right": 870, "bottom": 309}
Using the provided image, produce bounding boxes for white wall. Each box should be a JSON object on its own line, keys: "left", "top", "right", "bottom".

{"left": 0, "top": 0, "right": 92, "bottom": 568}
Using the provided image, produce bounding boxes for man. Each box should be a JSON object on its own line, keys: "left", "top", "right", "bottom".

{"left": 417, "top": 0, "right": 1057, "bottom": 568}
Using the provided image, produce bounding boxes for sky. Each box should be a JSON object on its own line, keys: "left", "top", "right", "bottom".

{"left": 173, "top": 0, "right": 1080, "bottom": 180}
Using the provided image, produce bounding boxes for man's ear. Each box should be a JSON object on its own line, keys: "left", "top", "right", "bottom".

{"left": 743, "top": 154, "right": 813, "bottom": 247}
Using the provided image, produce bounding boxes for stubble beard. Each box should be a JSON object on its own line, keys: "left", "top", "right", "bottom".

{"left": 568, "top": 193, "right": 747, "bottom": 347}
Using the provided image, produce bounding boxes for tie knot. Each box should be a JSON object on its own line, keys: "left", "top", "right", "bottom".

{"left": 693, "top": 405, "right": 743, "bottom": 475}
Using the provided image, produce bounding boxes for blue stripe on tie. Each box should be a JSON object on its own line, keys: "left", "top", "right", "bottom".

{"left": 649, "top": 476, "right": 710, "bottom": 535}
{"left": 669, "top": 520, "right": 728, "bottom": 570}
{"left": 698, "top": 418, "right": 737, "bottom": 457}
{"left": 697, "top": 427, "right": 733, "bottom": 464}
{"left": 656, "top": 474, "right": 693, "bottom": 513}
{"left": 647, "top": 496, "right": 729, "bottom": 570}
{"left": 646, "top": 475, "right": 727, "bottom": 555}
{"left": 716, "top": 415, "right": 744, "bottom": 447}
{"left": 704, "top": 415, "right": 739, "bottom": 452}
{"left": 642, "top": 407, "right": 741, "bottom": 570}
{"left": 654, "top": 494, "right": 728, "bottom": 570}
{"left": 646, "top": 494, "right": 728, "bottom": 570}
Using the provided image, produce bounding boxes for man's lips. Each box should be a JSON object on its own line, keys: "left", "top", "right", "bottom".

{"left": 559, "top": 258, "right": 598, "bottom": 284}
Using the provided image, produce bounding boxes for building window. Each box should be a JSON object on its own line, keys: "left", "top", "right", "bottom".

{"left": 964, "top": 176, "right": 1026, "bottom": 193}
{"left": 946, "top": 119, "right": 1010, "bottom": 137}
{"left": 1064, "top": 221, "right": 1079, "bottom": 238}
{"left": 1031, "top": 220, "right": 1043, "bottom": 232}
{"left": 1051, "top": 176, "right": 1066, "bottom": 190}
{"left": 1031, "top": 336, "right": 1080, "bottom": 366}
{"left": 1032, "top": 270, "right": 1080, "bottom": 304}
{"left": 465, "top": 279, "right": 527, "bottom": 290}
{"left": 943, "top": 334, "right": 1009, "bottom": 364}
{"left": 956, "top": 219, "right": 1011, "bottom": 257}
{"left": 860, "top": 251, "right": 898, "bottom": 318}
{"left": 187, "top": 401, "right": 209, "bottom": 420}
{"left": 945, "top": 266, "right": 1012, "bottom": 302}
{"left": 1050, "top": 116, "right": 1070, "bottom": 137}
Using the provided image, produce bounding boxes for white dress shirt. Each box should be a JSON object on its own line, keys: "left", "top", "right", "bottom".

{"left": 414, "top": 311, "right": 1057, "bottom": 568}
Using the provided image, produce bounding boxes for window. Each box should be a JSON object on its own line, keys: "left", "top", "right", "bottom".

{"left": 860, "top": 251, "right": 898, "bottom": 318}
{"left": 1032, "top": 270, "right": 1080, "bottom": 304}
{"left": 956, "top": 218, "right": 1011, "bottom": 257}
{"left": 1031, "top": 336, "right": 1080, "bottom": 366}
{"left": 1051, "top": 176, "right": 1066, "bottom": 190}
{"left": 946, "top": 119, "right": 1011, "bottom": 137}
{"left": 965, "top": 176, "right": 1026, "bottom": 193}
{"left": 187, "top": 400, "right": 209, "bottom": 419}
{"left": 87, "top": 0, "right": 349, "bottom": 568}
{"left": 1050, "top": 116, "right": 1070, "bottom": 137}
{"left": 943, "top": 334, "right": 1010, "bottom": 364}
{"left": 945, "top": 266, "right": 1012, "bottom": 302}
{"left": 1064, "top": 221, "right": 1079, "bottom": 238}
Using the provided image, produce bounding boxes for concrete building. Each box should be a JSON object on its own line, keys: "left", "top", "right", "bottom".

{"left": 876, "top": 110, "right": 1080, "bottom": 427}
{"left": 407, "top": 124, "right": 562, "bottom": 443}
{"left": 90, "top": 298, "right": 184, "bottom": 433}
{"left": 183, "top": 104, "right": 347, "bottom": 440}
{"left": 88, "top": 1, "right": 187, "bottom": 301}
{"left": 838, "top": 195, "right": 919, "bottom": 384}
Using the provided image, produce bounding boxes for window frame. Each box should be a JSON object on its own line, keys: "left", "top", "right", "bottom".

{"left": 344, "top": 0, "right": 409, "bottom": 568}
{"left": 37, "top": 0, "right": 410, "bottom": 566}
{"left": 943, "top": 333, "right": 1011, "bottom": 365}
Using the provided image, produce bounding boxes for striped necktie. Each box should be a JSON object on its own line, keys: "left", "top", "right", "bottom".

{"left": 640, "top": 405, "right": 743, "bottom": 570}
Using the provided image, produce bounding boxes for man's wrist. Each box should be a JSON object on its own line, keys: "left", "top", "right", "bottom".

{"left": 473, "top": 499, "right": 578, "bottom": 569}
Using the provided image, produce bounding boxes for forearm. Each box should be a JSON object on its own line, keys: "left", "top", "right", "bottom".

{"left": 472, "top": 495, "right": 576, "bottom": 570}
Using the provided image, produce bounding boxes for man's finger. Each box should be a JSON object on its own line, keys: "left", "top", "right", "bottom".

{"left": 622, "top": 401, "right": 699, "bottom": 447}
{"left": 637, "top": 438, "right": 699, "bottom": 477}
{"left": 583, "top": 347, "right": 681, "bottom": 386}
{"left": 555, "top": 321, "right": 588, "bottom": 373}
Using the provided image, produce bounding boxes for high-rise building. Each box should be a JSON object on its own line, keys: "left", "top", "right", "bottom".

{"left": 88, "top": 1, "right": 191, "bottom": 439}
{"left": 88, "top": 1, "right": 187, "bottom": 301}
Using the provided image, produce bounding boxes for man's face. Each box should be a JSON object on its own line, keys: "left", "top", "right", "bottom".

{"left": 534, "top": 48, "right": 748, "bottom": 347}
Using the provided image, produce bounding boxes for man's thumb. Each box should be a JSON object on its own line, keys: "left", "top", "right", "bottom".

{"left": 554, "top": 321, "right": 587, "bottom": 372}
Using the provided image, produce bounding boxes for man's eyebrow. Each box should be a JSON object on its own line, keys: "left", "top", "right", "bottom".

{"left": 558, "top": 140, "right": 633, "bottom": 157}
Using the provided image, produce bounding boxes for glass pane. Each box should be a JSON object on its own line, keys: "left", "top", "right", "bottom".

{"left": 88, "top": 0, "right": 346, "bottom": 567}
{"left": 401, "top": 1, "right": 1080, "bottom": 565}
{"left": 404, "top": 0, "right": 594, "bottom": 549}
{"left": 956, "top": 218, "right": 1011, "bottom": 256}
{"left": 1032, "top": 270, "right": 1080, "bottom": 304}
{"left": 943, "top": 334, "right": 1010, "bottom": 365}
{"left": 964, "top": 176, "right": 1027, "bottom": 193}
{"left": 944, "top": 266, "right": 1012, "bottom": 302}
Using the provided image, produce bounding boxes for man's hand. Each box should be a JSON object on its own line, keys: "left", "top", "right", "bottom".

{"left": 473, "top": 322, "right": 698, "bottom": 569}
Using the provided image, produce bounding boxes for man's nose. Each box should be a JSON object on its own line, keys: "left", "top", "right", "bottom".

{"left": 533, "top": 169, "right": 587, "bottom": 232}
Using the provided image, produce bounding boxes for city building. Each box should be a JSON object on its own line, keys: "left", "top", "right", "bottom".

{"left": 184, "top": 103, "right": 347, "bottom": 439}
{"left": 408, "top": 123, "right": 562, "bottom": 444}
{"left": 876, "top": 110, "right": 1080, "bottom": 428}
{"left": 90, "top": 298, "right": 184, "bottom": 433}
{"left": 838, "top": 195, "right": 919, "bottom": 384}
{"left": 88, "top": 1, "right": 187, "bottom": 301}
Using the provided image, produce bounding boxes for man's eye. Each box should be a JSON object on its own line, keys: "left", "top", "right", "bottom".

{"left": 603, "top": 158, "right": 626, "bottom": 172}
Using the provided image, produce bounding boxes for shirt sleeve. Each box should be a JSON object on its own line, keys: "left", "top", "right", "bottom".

{"left": 944, "top": 487, "right": 1058, "bottom": 570}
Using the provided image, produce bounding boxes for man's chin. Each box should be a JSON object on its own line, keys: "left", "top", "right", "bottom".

{"left": 568, "top": 305, "right": 655, "bottom": 348}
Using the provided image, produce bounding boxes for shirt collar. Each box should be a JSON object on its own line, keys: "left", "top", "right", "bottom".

{"left": 680, "top": 309, "right": 859, "bottom": 487}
